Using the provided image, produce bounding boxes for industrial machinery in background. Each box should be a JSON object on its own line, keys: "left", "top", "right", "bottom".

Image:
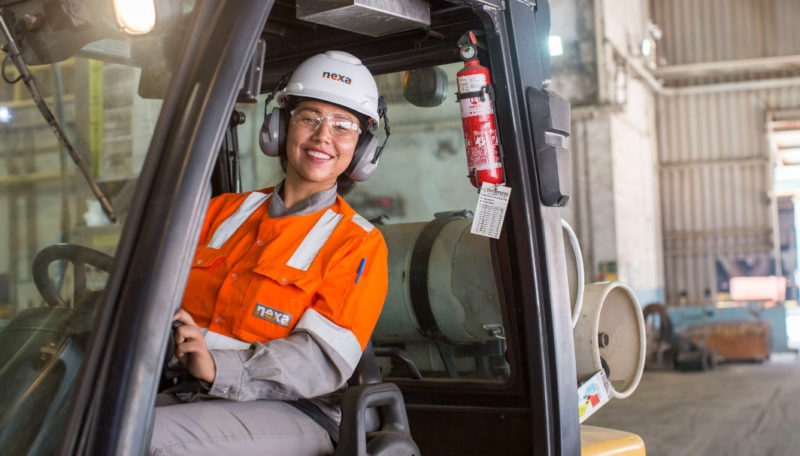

{"left": 642, "top": 302, "right": 718, "bottom": 372}
{"left": 679, "top": 321, "right": 770, "bottom": 367}
{"left": 642, "top": 303, "right": 677, "bottom": 369}
{"left": 643, "top": 291, "right": 774, "bottom": 372}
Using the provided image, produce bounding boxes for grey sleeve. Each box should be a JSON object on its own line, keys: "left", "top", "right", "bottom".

{"left": 207, "top": 329, "right": 357, "bottom": 401}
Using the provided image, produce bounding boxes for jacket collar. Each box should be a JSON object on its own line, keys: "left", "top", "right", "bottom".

{"left": 268, "top": 180, "right": 338, "bottom": 217}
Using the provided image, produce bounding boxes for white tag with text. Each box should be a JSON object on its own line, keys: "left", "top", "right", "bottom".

{"left": 471, "top": 183, "right": 511, "bottom": 239}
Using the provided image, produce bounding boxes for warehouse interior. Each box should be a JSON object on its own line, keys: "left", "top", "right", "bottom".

{"left": 1, "top": 0, "right": 799, "bottom": 454}
{"left": 548, "top": 0, "right": 800, "bottom": 454}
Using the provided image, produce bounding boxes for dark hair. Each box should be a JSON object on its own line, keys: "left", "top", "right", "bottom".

{"left": 280, "top": 96, "right": 363, "bottom": 196}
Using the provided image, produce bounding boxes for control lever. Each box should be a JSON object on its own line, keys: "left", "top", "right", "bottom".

{"left": 163, "top": 321, "right": 185, "bottom": 381}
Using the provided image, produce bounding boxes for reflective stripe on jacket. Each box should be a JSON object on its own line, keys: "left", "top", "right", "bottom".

{"left": 182, "top": 187, "right": 388, "bottom": 371}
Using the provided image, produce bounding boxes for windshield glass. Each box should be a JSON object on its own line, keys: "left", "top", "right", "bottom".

{"left": 0, "top": 32, "right": 170, "bottom": 456}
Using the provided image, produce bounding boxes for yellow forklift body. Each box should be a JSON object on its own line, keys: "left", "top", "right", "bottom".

{"left": 581, "top": 425, "right": 646, "bottom": 456}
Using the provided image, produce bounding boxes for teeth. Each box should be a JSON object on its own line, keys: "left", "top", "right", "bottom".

{"left": 307, "top": 150, "right": 331, "bottom": 160}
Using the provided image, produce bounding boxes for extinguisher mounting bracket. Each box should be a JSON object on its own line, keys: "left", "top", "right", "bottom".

{"left": 455, "top": 84, "right": 491, "bottom": 102}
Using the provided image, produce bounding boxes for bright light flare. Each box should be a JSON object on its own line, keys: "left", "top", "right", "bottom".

{"left": 641, "top": 38, "right": 653, "bottom": 57}
{"left": 549, "top": 35, "right": 563, "bottom": 57}
{"left": 113, "top": 0, "right": 156, "bottom": 35}
{"left": 0, "top": 106, "right": 11, "bottom": 123}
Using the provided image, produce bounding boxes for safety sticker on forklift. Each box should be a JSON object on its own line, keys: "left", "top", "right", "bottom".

{"left": 577, "top": 369, "right": 612, "bottom": 423}
{"left": 471, "top": 183, "right": 511, "bottom": 239}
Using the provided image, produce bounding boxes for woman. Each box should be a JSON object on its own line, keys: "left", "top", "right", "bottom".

{"left": 149, "top": 51, "right": 389, "bottom": 456}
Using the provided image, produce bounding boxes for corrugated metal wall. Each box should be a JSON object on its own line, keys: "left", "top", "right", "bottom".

{"left": 654, "top": 0, "right": 800, "bottom": 306}
{"left": 658, "top": 86, "right": 800, "bottom": 306}
{"left": 654, "top": 0, "right": 800, "bottom": 65}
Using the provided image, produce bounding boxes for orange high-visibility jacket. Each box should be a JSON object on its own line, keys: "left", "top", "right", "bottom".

{"left": 182, "top": 187, "right": 388, "bottom": 369}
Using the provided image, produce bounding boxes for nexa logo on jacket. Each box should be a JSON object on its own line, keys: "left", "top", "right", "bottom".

{"left": 254, "top": 303, "right": 292, "bottom": 327}
{"left": 322, "top": 71, "right": 351, "bottom": 84}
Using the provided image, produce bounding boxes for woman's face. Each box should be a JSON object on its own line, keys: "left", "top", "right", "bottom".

{"left": 284, "top": 99, "right": 361, "bottom": 193}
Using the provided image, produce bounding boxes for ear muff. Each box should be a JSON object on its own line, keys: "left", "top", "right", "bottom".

{"left": 259, "top": 107, "right": 286, "bottom": 157}
{"left": 346, "top": 95, "right": 388, "bottom": 181}
{"left": 346, "top": 133, "right": 380, "bottom": 181}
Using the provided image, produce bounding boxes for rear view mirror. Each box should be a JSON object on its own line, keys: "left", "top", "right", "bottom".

{"left": 402, "top": 67, "right": 448, "bottom": 107}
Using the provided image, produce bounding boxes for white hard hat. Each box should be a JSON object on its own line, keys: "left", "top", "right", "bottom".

{"left": 278, "top": 51, "right": 380, "bottom": 131}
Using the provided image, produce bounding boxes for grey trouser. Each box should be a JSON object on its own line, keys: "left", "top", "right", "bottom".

{"left": 149, "top": 399, "right": 334, "bottom": 456}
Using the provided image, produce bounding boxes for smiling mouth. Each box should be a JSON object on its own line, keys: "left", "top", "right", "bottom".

{"left": 305, "top": 149, "right": 333, "bottom": 161}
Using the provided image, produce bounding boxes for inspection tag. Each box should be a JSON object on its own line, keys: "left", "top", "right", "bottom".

{"left": 470, "top": 183, "right": 511, "bottom": 239}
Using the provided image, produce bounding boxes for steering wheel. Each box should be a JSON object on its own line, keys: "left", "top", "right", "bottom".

{"left": 32, "top": 244, "right": 114, "bottom": 308}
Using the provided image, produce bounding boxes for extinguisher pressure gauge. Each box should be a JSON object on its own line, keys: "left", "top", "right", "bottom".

{"left": 459, "top": 44, "right": 478, "bottom": 61}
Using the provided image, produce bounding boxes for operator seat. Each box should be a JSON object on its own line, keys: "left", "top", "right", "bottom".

{"left": 300, "top": 341, "right": 419, "bottom": 455}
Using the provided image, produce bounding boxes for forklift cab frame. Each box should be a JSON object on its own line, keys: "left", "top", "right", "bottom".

{"left": 0, "top": 0, "right": 611, "bottom": 454}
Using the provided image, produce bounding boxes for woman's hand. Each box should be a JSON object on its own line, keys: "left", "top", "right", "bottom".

{"left": 173, "top": 309, "right": 216, "bottom": 383}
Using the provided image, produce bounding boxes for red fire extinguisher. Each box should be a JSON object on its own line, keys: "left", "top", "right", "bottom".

{"left": 456, "top": 31, "right": 504, "bottom": 188}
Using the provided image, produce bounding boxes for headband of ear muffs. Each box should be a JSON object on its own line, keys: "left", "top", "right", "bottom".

{"left": 258, "top": 97, "right": 388, "bottom": 182}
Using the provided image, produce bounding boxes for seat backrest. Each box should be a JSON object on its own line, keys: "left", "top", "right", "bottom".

{"left": 336, "top": 343, "right": 419, "bottom": 455}
{"left": 347, "top": 341, "right": 383, "bottom": 433}
{"left": 348, "top": 341, "right": 382, "bottom": 387}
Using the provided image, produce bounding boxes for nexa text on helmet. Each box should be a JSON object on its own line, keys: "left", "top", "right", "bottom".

{"left": 321, "top": 71, "right": 351, "bottom": 84}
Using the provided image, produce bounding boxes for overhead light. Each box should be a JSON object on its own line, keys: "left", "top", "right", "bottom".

{"left": 549, "top": 35, "right": 563, "bottom": 57}
{"left": 641, "top": 37, "right": 653, "bottom": 57}
{"left": 113, "top": 0, "right": 156, "bottom": 35}
{"left": 0, "top": 106, "right": 11, "bottom": 123}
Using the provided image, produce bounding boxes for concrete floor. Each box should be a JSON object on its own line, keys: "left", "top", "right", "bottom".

{"left": 585, "top": 353, "right": 800, "bottom": 456}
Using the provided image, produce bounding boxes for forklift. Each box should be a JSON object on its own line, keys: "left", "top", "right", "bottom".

{"left": 0, "top": 0, "right": 645, "bottom": 454}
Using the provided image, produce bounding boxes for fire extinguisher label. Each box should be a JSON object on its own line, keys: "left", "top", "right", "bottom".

{"left": 471, "top": 183, "right": 512, "bottom": 239}
{"left": 459, "top": 98, "right": 493, "bottom": 117}
{"left": 464, "top": 121, "right": 499, "bottom": 169}
{"left": 458, "top": 74, "right": 487, "bottom": 93}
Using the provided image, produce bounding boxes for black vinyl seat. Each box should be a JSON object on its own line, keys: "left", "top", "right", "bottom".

{"left": 335, "top": 341, "right": 419, "bottom": 455}
{"left": 293, "top": 341, "right": 419, "bottom": 456}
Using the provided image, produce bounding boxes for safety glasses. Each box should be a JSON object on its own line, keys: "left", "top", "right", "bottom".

{"left": 290, "top": 107, "right": 361, "bottom": 139}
